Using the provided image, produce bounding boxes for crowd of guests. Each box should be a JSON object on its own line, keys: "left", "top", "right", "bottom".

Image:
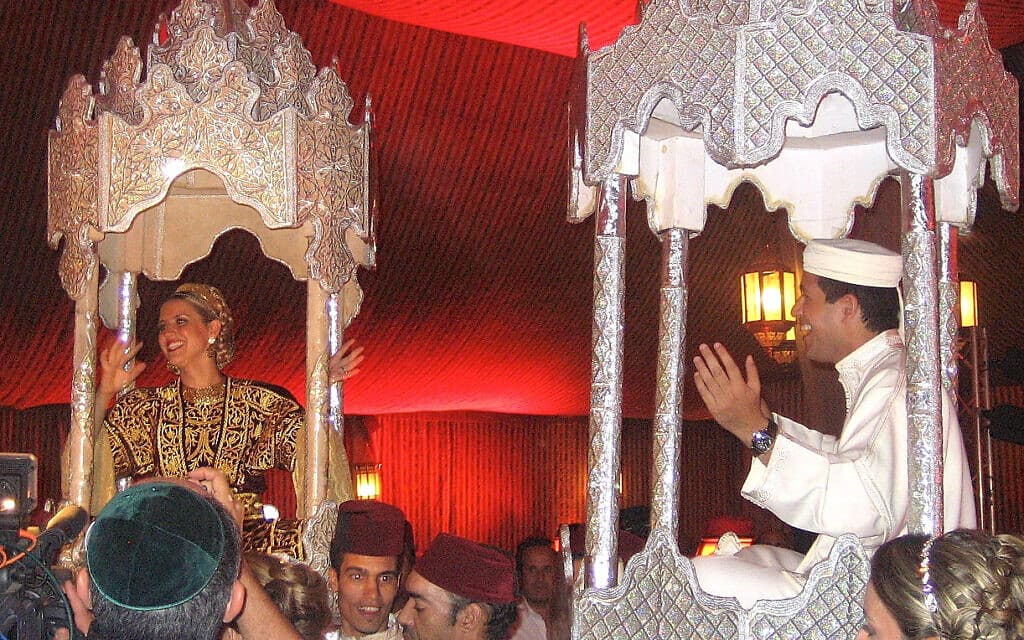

{"left": 53, "top": 471, "right": 1024, "bottom": 640}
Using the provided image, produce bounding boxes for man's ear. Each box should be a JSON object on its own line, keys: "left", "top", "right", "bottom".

{"left": 328, "top": 567, "right": 339, "bottom": 592}
{"left": 75, "top": 567, "right": 92, "bottom": 609}
{"left": 455, "top": 602, "right": 487, "bottom": 635}
{"left": 223, "top": 580, "right": 246, "bottom": 623}
{"left": 837, "top": 293, "right": 861, "bottom": 323}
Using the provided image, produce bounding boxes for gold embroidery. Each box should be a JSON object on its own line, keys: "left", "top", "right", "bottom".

{"left": 104, "top": 377, "right": 304, "bottom": 553}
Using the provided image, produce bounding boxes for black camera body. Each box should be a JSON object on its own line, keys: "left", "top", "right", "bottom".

{"left": 0, "top": 453, "right": 77, "bottom": 640}
{"left": 0, "top": 453, "right": 37, "bottom": 546}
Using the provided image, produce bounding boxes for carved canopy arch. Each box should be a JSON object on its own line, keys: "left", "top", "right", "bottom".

{"left": 48, "top": 0, "right": 375, "bottom": 300}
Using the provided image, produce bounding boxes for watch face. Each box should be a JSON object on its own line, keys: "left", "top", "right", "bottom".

{"left": 751, "top": 429, "right": 773, "bottom": 455}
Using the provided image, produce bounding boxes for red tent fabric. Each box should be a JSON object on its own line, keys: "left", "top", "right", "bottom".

{"left": 329, "top": 0, "right": 1024, "bottom": 55}
{"left": 0, "top": 0, "right": 1021, "bottom": 417}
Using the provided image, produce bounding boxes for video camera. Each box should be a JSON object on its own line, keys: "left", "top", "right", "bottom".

{"left": 0, "top": 453, "right": 86, "bottom": 640}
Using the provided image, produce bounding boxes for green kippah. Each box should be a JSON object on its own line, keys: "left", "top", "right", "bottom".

{"left": 87, "top": 482, "right": 226, "bottom": 611}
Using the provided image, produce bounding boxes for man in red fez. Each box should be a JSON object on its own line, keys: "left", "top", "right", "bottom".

{"left": 325, "top": 500, "right": 409, "bottom": 640}
{"left": 398, "top": 533, "right": 518, "bottom": 640}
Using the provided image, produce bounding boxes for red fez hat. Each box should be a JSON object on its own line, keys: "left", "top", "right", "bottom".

{"left": 330, "top": 500, "right": 407, "bottom": 561}
{"left": 416, "top": 533, "right": 515, "bottom": 605}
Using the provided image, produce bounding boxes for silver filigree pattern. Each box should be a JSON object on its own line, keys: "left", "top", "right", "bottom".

{"left": 930, "top": 5, "right": 1019, "bottom": 211}
{"left": 572, "top": 0, "right": 1018, "bottom": 209}
{"left": 105, "top": 63, "right": 294, "bottom": 230}
{"left": 901, "top": 173, "right": 944, "bottom": 535}
{"left": 937, "top": 224, "right": 959, "bottom": 393}
{"left": 98, "top": 38, "right": 145, "bottom": 125}
{"left": 574, "top": 531, "right": 868, "bottom": 640}
{"left": 238, "top": 0, "right": 317, "bottom": 121}
{"left": 50, "top": 0, "right": 374, "bottom": 299}
{"left": 302, "top": 498, "right": 339, "bottom": 575}
{"left": 651, "top": 229, "right": 688, "bottom": 536}
{"left": 299, "top": 72, "right": 372, "bottom": 294}
{"left": 48, "top": 77, "right": 100, "bottom": 301}
{"left": 586, "top": 175, "right": 627, "bottom": 589}
{"left": 66, "top": 305, "right": 98, "bottom": 508}
{"left": 304, "top": 347, "right": 331, "bottom": 516}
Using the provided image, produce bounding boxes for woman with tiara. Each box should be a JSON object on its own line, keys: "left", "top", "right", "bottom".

{"left": 859, "top": 529, "right": 1024, "bottom": 640}
{"left": 94, "top": 283, "right": 363, "bottom": 555}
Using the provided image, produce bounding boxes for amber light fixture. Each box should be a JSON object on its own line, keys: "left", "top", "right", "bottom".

{"left": 960, "top": 280, "right": 979, "bottom": 328}
{"left": 354, "top": 463, "right": 382, "bottom": 500}
{"left": 740, "top": 252, "right": 798, "bottom": 365}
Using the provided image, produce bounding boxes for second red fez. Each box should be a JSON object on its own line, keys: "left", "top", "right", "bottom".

{"left": 416, "top": 533, "right": 515, "bottom": 604}
{"left": 331, "top": 500, "right": 407, "bottom": 559}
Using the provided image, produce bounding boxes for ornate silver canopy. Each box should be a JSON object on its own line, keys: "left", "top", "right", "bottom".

{"left": 567, "top": 1, "right": 1019, "bottom": 638}
{"left": 572, "top": 0, "right": 1018, "bottom": 231}
{"left": 47, "top": 0, "right": 374, "bottom": 545}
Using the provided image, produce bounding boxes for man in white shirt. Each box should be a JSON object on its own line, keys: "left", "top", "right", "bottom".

{"left": 510, "top": 537, "right": 567, "bottom": 640}
{"left": 324, "top": 500, "right": 408, "bottom": 640}
{"left": 691, "top": 238, "right": 976, "bottom": 606}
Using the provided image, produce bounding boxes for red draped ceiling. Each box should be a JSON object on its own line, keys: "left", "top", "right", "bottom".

{"left": 330, "top": 0, "right": 1024, "bottom": 55}
{"left": 0, "top": 1, "right": 1022, "bottom": 419}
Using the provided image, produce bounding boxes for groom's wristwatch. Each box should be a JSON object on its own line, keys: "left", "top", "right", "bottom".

{"left": 750, "top": 418, "right": 778, "bottom": 456}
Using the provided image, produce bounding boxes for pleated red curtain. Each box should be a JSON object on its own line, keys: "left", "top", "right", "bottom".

{"left": 990, "top": 387, "right": 1024, "bottom": 533}
{"left": 357, "top": 412, "right": 756, "bottom": 555}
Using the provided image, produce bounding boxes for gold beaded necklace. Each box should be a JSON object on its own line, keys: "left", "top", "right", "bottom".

{"left": 182, "top": 381, "right": 226, "bottom": 406}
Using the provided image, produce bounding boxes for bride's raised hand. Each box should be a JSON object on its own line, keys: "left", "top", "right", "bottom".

{"left": 97, "top": 337, "right": 146, "bottom": 396}
{"left": 328, "top": 338, "right": 364, "bottom": 384}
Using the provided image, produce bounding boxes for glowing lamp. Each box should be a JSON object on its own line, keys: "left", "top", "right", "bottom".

{"left": 354, "top": 464, "right": 382, "bottom": 500}
{"left": 960, "top": 280, "right": 979, "bottom": 328}
{"left": 740, "top": 262, "right": 797, "bottom": 364}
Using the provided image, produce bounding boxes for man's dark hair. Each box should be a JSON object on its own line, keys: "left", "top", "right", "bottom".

{"left": 448, "top": 595, "right": 518, "bottom": 640}
{"left": 817, "top": 276, "right": 900, "bottom": 333}
{"left": 88, "top": 493, "right": 241, "bottom": 640}
{"left": 515, "top": 536, "right": 555, "bottom": 575}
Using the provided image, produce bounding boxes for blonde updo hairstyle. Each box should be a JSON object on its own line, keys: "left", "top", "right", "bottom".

{"left": 167, "top": 283, "right": 236, "bottom": 370}
{"left": 870, "top": 529, "right": 1024, "bottom": 640}
{"left": 244, "top": 552, "right": 331, "bottom": 640}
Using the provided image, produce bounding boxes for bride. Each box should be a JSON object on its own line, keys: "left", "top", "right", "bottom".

{"left": 94, "top": 283, "right": 362, "bottom": 554}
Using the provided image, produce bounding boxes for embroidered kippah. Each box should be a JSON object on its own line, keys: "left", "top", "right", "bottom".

{"left": 86, "top": 482, "right": 227, "bottom": 611}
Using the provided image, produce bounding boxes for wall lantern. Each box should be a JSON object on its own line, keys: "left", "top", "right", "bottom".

{"left": 960, "top": 280, "right": 979, "bottom": 328}
{"left": 354, "top": 463, "right": 382, "bottom": 500}
{"left": 740, "top": 254, "right": 798, "bottom": 364}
